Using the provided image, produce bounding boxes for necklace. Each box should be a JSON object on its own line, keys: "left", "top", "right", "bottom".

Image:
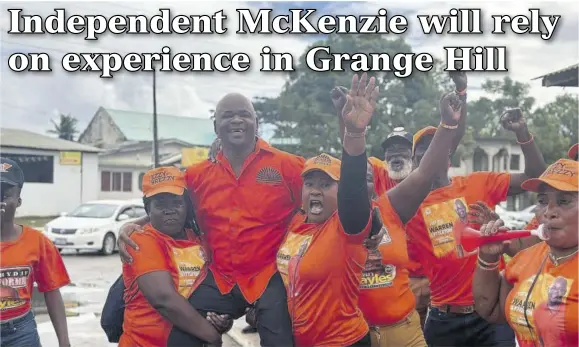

{"left": 549, "top": 249, "right": 579, "bottom": 266}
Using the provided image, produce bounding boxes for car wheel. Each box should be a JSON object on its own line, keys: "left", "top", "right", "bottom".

{"left": 101, "top": 233, "right": 116, "bottom": 256}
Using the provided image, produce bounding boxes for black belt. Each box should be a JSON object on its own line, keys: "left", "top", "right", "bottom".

{"left": 432, "top": 304, "right": 475, "bottom": 314}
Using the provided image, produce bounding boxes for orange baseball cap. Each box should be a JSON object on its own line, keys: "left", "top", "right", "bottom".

{"left": 521, "top": 159, "right": 578, "bottom": 193}
{"left": 412, "top": 126, "right": 437, "bottom": 154}
{"left": 568, "top": 143, "right": 578, "bottom": 160}
{"left": 142, "top": 166, "right": 186, "bottom": 198}
{"left": 302, "top": 153, "right": 341, "bottom": 181}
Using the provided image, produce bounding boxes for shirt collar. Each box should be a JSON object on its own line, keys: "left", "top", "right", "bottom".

{"left": 216, "top": 137, "right": 273, "bottom": 162}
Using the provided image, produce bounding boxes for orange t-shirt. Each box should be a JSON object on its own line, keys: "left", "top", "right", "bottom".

{"left": 119, "top": 224, "right": 207, "bottom": 347}
{"left": 186, "top": 138, "right": 305, "bottom": 304}
{"left": 276, "top": 211, "right": 371, "bottom": 347}
{"left": 0, "top": 226, "right": 70, "bottom": 322}
{"left": 504, "top": 242, "right": 578, "bottom": 347}
{"left": 358, "top": 195, "right": 416, "bottom": 326}
{"left": 405, "top": 172, "right": 511, "bottom": 306}
{"left": 368, "top": 158, "right": 425, "bottom": 278}
{"left": 368, "top": 157, "right": 397, "bottom": 197}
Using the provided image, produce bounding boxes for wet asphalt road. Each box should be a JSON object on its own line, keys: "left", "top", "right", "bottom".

{"left": 37, "top": 251, "right": 240, "bottom": 347}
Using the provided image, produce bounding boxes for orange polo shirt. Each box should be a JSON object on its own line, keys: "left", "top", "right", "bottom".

{"left": 277, "top": 211, "right": 371, "bottom": 347}
{"left": 405, "top": 172, "right": 511, "bottom": 306}
{"left": 120, "top": 225, "right": 207, "bottom": 347}
{"left": 368, "top": 158, "right": 425, "bottom": 278}
{"left": 0, "top": 226, "right": 70, "bottom": 322}
{"left": 186, "top": 139, "right": 305, "bottom": 304}
{"left": 504, "top": 242, "right": 578, "bottom": 347}
{"left": 358, "top": 195, "right": 416, "bottom": 326}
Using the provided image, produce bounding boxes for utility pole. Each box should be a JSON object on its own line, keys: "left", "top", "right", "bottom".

{"left": 152, "top": 69, "right": 159, "bottom": 168}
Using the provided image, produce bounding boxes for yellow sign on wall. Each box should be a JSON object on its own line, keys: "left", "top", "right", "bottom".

{"left": 59, "top": 151, "right": 81, "bottom": 165}
{"left": 181, "top": 147, "right": 209, "bottom": 167}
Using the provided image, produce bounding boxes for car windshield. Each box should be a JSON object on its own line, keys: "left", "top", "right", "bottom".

{"left": 69, "top": 204, "right": 118, "bottom": 218}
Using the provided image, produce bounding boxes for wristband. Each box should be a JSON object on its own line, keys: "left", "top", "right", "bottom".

{"left": 440, "top": 123, "right": 459, "bottom": 130}
{"left": 517, "top": 133, "right": 534, "bottom": 145}
{"left": 477, "top": 262, "right": 499, "bottom": 271}
{"left": 344, "top": 129, "right": 367, "bottom": 138}
{"left": 478, "top": 254, "right": 500, "bottom": 267}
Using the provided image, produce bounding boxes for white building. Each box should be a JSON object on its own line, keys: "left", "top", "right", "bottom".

{"left": 0, "top": 128, "right": 101, "bottom": 217}
{"left": 96, "top": 139, "right": 192, "bottom": 200}
{"left": 449, "top": 136, "right": 529, "bottom": 210}
{"left": 78, "top": 107, "right": 216, "bottom": 200}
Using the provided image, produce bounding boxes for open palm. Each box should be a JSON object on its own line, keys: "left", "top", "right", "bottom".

{"left": 342, "top": 73, "right": 379, "bottom": 131}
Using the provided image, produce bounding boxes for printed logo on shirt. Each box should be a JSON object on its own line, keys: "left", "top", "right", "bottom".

{"left": 508, "top": 273, "right": 573, "bottom": 346}
{"left": 0, "top": 267, "right": 31, "bottom": 311}
{"left": 360, "top": 249, "right": 396, "bottom": 289}
{"left": 421, "top": 197, "right": 474, "bottom": 259}
{"left": 277, "top": 233, "right": 312, "bottom": 287}
{"left": 256, "top": 167, "right": 283, "bottom": 185}
{"left": 171, "top": 246, "right": 205, "bottom": 298}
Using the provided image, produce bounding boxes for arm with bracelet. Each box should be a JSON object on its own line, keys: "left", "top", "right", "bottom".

{"left": 472, "top": 218, "right": 513, "bottom": 323}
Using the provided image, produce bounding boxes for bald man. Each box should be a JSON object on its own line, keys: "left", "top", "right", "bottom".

{"left": 120, "top": 93, "right": 303, "bottom": 346}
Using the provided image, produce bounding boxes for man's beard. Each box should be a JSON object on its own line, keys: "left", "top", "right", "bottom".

{"left": 387, "top": 158, "right": 412, "bottom": 181}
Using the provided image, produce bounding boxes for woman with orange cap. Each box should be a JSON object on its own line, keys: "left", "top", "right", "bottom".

{"left": 501, "top": 142, "right": 579, "bottom": 254}
{"left": 276, "top": 73, "right": 463, "bottom": 346}
{"left": 473, "top": 158, "right": 578, "bottom": 347}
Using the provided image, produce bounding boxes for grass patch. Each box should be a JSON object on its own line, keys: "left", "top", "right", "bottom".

{"left": 14, "top": 216, "right": 56, "bottom": 229}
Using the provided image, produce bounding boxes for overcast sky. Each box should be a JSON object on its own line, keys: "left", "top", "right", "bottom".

{"left": 1, "top": 0, "right": 577, "bottom": 138}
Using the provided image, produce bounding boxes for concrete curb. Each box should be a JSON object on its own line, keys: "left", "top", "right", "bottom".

{"left": 227, "top": 319, "right": 260, "bottom": 347}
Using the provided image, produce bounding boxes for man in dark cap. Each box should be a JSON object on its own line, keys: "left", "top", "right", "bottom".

{"left": 381, "top": 127, "right": 414, "bottom": 183}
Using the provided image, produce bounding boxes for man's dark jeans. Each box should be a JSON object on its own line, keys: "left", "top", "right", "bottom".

{"left": 424, "top": 307, "right": 515, "bottom": 347}
{"left": 168, "top": 270, "right": 294, "bottom": 347}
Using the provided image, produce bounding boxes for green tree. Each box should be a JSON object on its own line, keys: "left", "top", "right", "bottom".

{"left": 530, "top": 94, "right": 578, "bottom": 163}
{"left": 254, "top": 34, "right": 454, "bottom": 158}
{"left": 466, "top": 77, "right": 577, "bottom": 164}
{"left": 47, "top": 113, "right": 78, "bottom": 141}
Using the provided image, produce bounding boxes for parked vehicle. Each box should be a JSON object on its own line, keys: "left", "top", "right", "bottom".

{"left": 495, "top": 205, "right": 526, "bottom": 230}
{"left": 44, "top": 200, "right": 146, "bottom": 255}
{"left": 514, "top": 204, "right": 538, "bottom": 225}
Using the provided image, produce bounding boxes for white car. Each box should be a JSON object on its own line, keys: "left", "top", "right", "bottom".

{"left": 515, "top": 204, "right": 538, "bottom": 224}
{"left": 44, "top": 200, "right": 146, "bottom": 255}
{"left": 495, "top": 205, "right": 526, "bottom": 230}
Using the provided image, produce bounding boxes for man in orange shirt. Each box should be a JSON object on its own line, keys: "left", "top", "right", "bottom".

{"left": 407, "top": 108, "right": 547, "bottom": 346}
{"left": 119, "top": 93, "right": 302, "bottom": 346}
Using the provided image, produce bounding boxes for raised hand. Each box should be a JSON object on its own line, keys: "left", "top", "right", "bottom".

{"left": 342, "top": 73, "right": 379, "bottom": 132}
{"left": 330, "top": 86, "right": 348, "bottom": 114}
{"left": 468, "top": 201, "right": 500, "bottom": 226}
{"left": 500, "top": 108, "right": 527, "bottom": 133}
{"left": 439, "top": 92, "right": 463, "bottom": 126}
{"left": 449, "top": 61, "right": 467, "bottom": 92}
